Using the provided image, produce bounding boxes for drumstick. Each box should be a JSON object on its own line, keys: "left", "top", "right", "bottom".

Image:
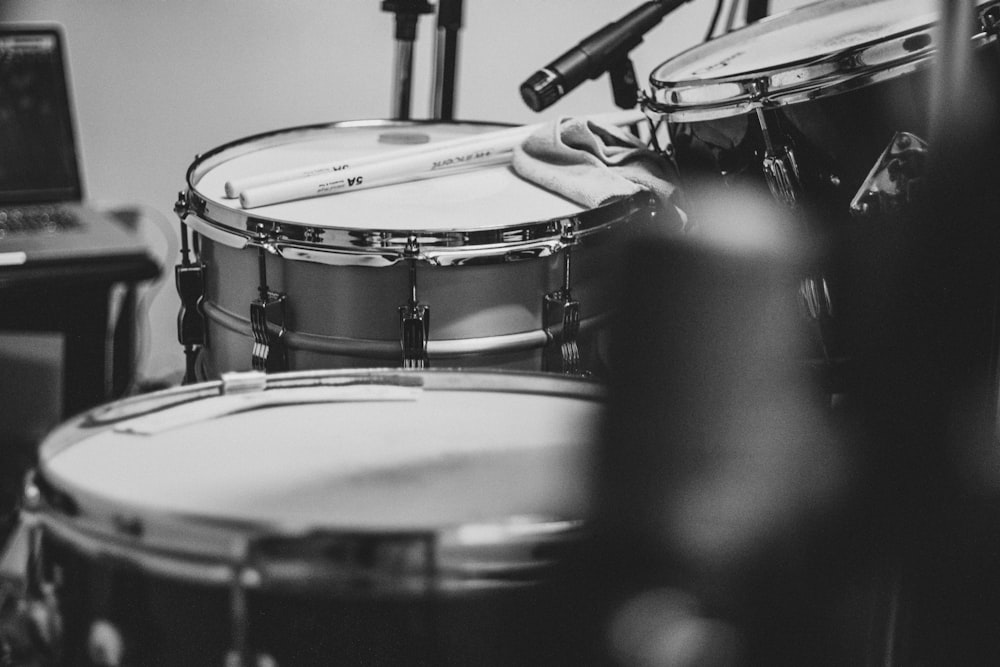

{"left": 225, "top": 125, "right": 529, "bottom": 198}
{"left": 237, "top": 109, "right": 647, "bottom": 209}
{"left": 227, "top": 109, "right": 646, "bottom": 199}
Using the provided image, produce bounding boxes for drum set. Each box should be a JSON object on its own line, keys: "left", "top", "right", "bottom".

{"left": 4, "top": 0, "right": 1000, "bottom": 664}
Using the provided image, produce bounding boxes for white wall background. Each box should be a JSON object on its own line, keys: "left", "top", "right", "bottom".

{"left": 2, "top": 0, "right": 809, "bottom": 384}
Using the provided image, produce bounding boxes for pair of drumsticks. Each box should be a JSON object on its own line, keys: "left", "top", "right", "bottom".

{"left": 225, "top": 109, "right": 647, "bottom": 209}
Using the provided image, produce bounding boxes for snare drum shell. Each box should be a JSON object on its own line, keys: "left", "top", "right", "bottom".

{"left": 197, "top": 216, "right": 639, "bottom": 375}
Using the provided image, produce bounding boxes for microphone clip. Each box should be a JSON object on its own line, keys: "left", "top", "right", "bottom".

{"left": 608, "top": 56, "right": 639, "bottom": 109}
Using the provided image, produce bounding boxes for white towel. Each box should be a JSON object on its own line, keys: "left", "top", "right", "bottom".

{"left": 512, "top": 117, "right": 682, "bottom": 226}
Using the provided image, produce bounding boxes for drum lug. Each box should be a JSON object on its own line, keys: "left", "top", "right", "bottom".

{"left": 545, "top": 229, "right": 583, "bottom": 375}
{"left": 400, "top": 235, "right": 430, "bottom": 368}
{"left": 849, "top": 131, "right": 928, "bottom": 218}
{"left": 800, "top": 275, "right": 834, "bottom": 321}
{"left": 762, "top": 145, "right": 803, "bottom": 208}
{"left": 250, "top": 293, "right": 288, "bottom": 373}
{"left": 249, "top": 224, "right": 288, "bottom": 373}
{"left": 399, "top": 304, "right": 430, "bottom": 369}
{"left": 753, "top": 108, "right": 802, "bottom": 207}
{"left": 544, "top": 292, "right": 581, "bottom": 375}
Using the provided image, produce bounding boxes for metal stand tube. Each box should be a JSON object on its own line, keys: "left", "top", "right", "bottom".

{"left": 383, "top": 0, "right": 434, "bottom": 120}
{"left": 431, "top": 0, "right": 463, "bottom": 119}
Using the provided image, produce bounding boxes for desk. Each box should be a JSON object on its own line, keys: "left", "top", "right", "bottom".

{"left": 0, "top": 240, "right": 160, "bottom": 418}
{"left": 0, "top": 234, "right": 159, "bottom": 543}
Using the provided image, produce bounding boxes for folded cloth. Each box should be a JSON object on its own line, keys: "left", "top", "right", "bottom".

{"left": 512, "top": 116, "right": 683, "bottom": 227}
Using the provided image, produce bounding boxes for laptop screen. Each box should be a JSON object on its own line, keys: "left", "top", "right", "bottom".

{"left": 0, "top": 26, "right": 82, "bottom": 205}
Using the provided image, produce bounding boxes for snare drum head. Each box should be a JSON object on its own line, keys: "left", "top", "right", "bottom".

{"left": 649, "top": 0, "right": 999, "bottom": 120}
{"left": 38, "top": 370, "right": 600, "bottom": 544}
{"left": 189, "top": 121, "right": 587, "bottom": 233}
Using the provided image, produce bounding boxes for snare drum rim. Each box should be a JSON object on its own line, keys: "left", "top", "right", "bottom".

{"left": 186, "top": 191, "right": 650, "bottom": 268}
{"left": 647, "top": 0, "right": 1000, "bottom": 122}
{"left": 29, "top": 369, "right": 603, "bottom": 588}
{"left": 184, "top": 119, "right": 651, "bottom": 265}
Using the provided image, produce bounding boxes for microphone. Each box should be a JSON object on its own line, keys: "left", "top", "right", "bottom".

{"left": 520, "top": 0, "right": 690, "bottom": 112}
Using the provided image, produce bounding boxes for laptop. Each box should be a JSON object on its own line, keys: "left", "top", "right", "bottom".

{"left": 0, "top": 23, "right": 152, "bottom": 270}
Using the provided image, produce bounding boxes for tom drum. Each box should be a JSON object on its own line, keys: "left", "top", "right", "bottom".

{"left": 17, "top": 369, "right": 604, "bottom": 666}
{"left": 646, "top": 0, "right": 1000, "bottom": 383}
{"left": 647, "top": 0, "right": 1000, "bottom": 217}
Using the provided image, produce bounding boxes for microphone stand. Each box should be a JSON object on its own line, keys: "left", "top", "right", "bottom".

{"left": 431, "top": 0, "right": 463, "bottom": 120}
{"left": 382, "top": 0, "right": 434, "bottom": 120}
{"left": 745, "top": 0, "right": 769, "bottom": 24}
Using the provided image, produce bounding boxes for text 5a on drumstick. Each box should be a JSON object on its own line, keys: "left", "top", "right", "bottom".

{"left": 310, "top": 149, "right": 504, "bottom": 195}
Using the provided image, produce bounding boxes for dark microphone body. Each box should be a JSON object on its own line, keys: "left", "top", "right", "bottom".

{"left": 520, "top": 0, "right": 688, "bottom": 112}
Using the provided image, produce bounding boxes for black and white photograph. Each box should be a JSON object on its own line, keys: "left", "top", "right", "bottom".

{"left": 2, "top": 0, "right": 1000, "bottom": 664}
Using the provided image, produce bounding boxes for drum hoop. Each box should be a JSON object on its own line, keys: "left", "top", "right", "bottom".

{"left": 647, "top": 1, "right": 1000, "bottom": 122}
{"left": 187, "top": 189, "right": 648, "bottom": 267}
{"left": 184, "top": 119, "right": 651, "bottom": 264}
{"left": 31, "top": 369, "right": 603, "bottom": 586}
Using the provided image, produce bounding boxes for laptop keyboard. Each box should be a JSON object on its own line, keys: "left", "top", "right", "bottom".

{"left": 0, "top": 206, "right": 81, "bottom": 239}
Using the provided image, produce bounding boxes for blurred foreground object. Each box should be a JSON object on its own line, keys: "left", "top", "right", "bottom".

{"left": 596, "top": 0, "right": 1000, "bottom": 662}
{"left": 595, "top": 188, "right": 866, "bottom": 666}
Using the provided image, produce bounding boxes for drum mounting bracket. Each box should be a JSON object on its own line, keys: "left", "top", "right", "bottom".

{"left": 174, "top": 190, "right": 208, "bottom": 384}
{"left": 850, "top": 131, "right": 928, "bottom": 218}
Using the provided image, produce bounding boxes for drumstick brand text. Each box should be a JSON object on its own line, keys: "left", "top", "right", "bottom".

{"left": 303, "top": 163, "right": 350, "bottom": 177}
{"left": 432, "top": 150, "right": 492, "bottom": 170}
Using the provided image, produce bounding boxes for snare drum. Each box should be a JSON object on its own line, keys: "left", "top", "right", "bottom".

{"left": 648, "top": 0, "right": 1000, "bottom": 220}
{"left": 19, "top": 369, "right": 602, "bottom": 666}
{"left": 177, "top": 121, "right": 656, "bottom": 379}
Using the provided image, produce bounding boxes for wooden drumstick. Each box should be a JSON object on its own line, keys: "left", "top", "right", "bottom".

{"left": 235, "top": 109, "right": 647, "bottom": 208}
{"left": 239, "top": 134, "right": 517, "bottom": 208}
{"left": 223, "top": 124, "right": 530, "bottom": 198}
